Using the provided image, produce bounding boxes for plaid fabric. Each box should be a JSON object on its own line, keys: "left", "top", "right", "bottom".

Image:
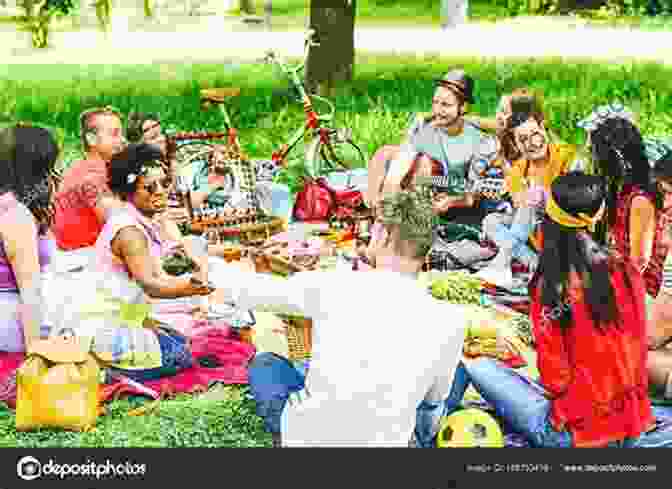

{"left": 611, "top": 184, "right": 670, "bottom": 298}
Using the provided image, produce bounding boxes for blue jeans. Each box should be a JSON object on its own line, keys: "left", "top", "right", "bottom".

{"left": 482, "top": 209, "right": 537, "bottom": 266}
{"left": 249, "top": 352, "right": 445, "bottom": 443}
{"left": 416, "top": 358, "right": 672, "bottom": 448}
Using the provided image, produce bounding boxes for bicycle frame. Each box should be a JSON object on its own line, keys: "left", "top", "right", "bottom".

{"left": 265, "top": 35, "right": 338, "bottom": 166}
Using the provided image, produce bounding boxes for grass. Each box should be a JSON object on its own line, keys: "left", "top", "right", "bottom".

{"left": 1, "top": 54, "right": 672, "bottom": 445}
{"left": 0, "top": 387, "right": 272, "bottom": 447}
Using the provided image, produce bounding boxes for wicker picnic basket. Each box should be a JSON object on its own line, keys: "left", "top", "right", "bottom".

{"left": 249, "top": 243, "right": 317, "bottom": 361}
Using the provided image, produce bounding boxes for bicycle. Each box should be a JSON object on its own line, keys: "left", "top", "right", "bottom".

{"left": 175, "top": 29, "right": 367, "bottom": 188}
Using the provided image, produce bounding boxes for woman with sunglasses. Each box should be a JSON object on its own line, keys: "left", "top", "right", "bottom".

{"left": 441, "top": 173, "right": 671, "bottom": 447}
{"left": 65, "top": 143, "right": 214, "bottom": 382}
{"left": 579, "top": 106, "right": 670, "bottom": 304}
{"left": 0, "top": 123, "right": 59, "bottom": 353}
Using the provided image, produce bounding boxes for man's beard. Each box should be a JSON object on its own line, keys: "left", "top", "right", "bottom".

{"left": 433, "top": 112, "right": 462, "bottom": 129}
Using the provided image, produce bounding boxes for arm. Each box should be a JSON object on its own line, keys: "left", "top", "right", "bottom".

{"left": 208, "top": 262, "right": 320, "bottom": 318}
{"left": 112, "top": 226, "right": 213, "bottom": 299}
{"left": 0, "top": 206, "right": 46, "bottom": 350}
{"left": 433, "top": 193, "right": 476, "bottom": 214}
{"left": 432, "top": 151, "right": 484, "bottom": 213}
{"left": 530, "top": 292, "right": 572, "bottom": 399}
{"left": 629, "top": 196, "right": 656, "bottom": 274}
{"left": 467, "top": 115, "right": 497, "bottom": 133}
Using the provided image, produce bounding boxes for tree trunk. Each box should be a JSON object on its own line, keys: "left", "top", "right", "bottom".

{"left": 264, "top": 0, "right": 271, "bottom": 30}
{"left": 305, "top": 0, "right": 356, "bottom": 98}
{"left": 441, "top": 0, "right": 468, "bottom": 29}
{"left": 239, "top": 0, "right": 254, "bottom": 14}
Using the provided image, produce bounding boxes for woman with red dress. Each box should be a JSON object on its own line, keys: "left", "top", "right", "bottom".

{"left": 439, "top": 173, "right": 670, "bottom": 447}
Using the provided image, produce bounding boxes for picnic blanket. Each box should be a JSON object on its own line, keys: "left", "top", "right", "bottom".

{"left": 0, "top": 311, "right": 256, "bottom": 409}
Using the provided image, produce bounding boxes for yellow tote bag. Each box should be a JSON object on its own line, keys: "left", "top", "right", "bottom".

{"left": 15, "top": 335, "right": 100, "bottom": 432}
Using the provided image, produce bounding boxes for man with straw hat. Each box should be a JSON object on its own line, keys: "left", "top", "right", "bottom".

{"left": 369, "top": 69, "right": 496, "bottom": 226}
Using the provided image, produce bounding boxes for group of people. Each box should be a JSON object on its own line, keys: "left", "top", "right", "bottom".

{"left": 2, "top": 67, "right": 672, "bottom": 448}
{"left": 358, "top": 68, "right": 672, "bottom": 448}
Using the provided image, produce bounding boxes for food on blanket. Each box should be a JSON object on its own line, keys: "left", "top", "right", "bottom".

{"left": 288, "top": 238, "right": 322, "bottom": 257}
{"left": 163, "top": 252, "right": 198, "bottom": 276}
{"left": 436, "top": 408, "right": 504, "bottom": 448}
{"left": 429, "top": 273, "right": 482, "bottom": 305}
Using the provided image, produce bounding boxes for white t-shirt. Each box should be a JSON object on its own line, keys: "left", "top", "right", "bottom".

{"left": 209, "top": 266, "right": 469, "bottom": 447}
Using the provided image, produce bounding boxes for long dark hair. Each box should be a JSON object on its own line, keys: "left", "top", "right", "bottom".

{"left": 532, "top": 172, "right": 633, "bottom": 331}
{"left": 590, "top": 117, "right": 660, "bottom": 226}
{"left": 0, "top": 124, "right": 60, "bottom": 231}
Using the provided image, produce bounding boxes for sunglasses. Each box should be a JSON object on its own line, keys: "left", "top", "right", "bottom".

{"left": 141, "top": 180, "right": 171, "bottom": 195}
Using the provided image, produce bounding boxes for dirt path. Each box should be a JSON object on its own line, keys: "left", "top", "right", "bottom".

{"left": 1, "top": 13, "right": 671, "bottom": 65}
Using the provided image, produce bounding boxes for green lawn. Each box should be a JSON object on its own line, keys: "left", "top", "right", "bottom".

{"left": 1, "top": 55, "right": 672, "bottom": 445}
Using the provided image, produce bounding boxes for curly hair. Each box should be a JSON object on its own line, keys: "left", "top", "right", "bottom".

{"left": 590, "top": 116, "right": 659, "bottom": 225}
{"left": 497, "top": 88, "right": 543, "bottom": 162}
{"left": 107, "top": 143, "right": 163, "bottom": 198}
{"left": 0, "top": 124, "right": 60, "bottom": 231}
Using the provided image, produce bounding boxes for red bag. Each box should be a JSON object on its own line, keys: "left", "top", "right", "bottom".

{"left": 293, "top": 178, "right": 364, "bottom": 222}
{"left": 293, "top": 177, "right": 335, "bottom": 222}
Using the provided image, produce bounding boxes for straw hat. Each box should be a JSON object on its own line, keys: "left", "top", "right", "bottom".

{"left": 435, "top": 69, "right": 475, "bottom": 104}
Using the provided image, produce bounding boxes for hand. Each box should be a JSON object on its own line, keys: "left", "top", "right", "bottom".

{"left": 162, "top": 207, "right": 189, "bottom": 224}
{"left": 188, "top": 276, "right": 216, "bottom": 296}
{"left": 525, "top": 186, "right": 546, "bottom": 209}
{"left": 432, "top": 195, "right": 452, "bottom": 214}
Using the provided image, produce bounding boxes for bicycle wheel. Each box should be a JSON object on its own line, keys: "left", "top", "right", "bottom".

{"left": 305, "top": 129, "right": 367, "bottom": 180}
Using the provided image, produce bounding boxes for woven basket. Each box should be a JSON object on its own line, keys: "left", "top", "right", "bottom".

{"left": 250, "top": 246, "right": 315, "bottom": 361}
{"left": 283, "top": 317, "right": 313, "bottom": 361}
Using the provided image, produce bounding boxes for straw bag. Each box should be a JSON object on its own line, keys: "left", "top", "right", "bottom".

{"left": 15, "top": 332, "right": 100, "bottom": 432}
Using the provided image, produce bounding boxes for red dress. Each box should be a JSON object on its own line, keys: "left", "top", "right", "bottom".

{"left": 611, "top": 184, "right": 669, "bottom": 298}
{"left": 530, "top": 260, "right": 654, "bottom": 448}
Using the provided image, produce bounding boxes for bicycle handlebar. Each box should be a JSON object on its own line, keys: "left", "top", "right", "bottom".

{"left": 265, "top": 29, "right": 318, "bottom": 76}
